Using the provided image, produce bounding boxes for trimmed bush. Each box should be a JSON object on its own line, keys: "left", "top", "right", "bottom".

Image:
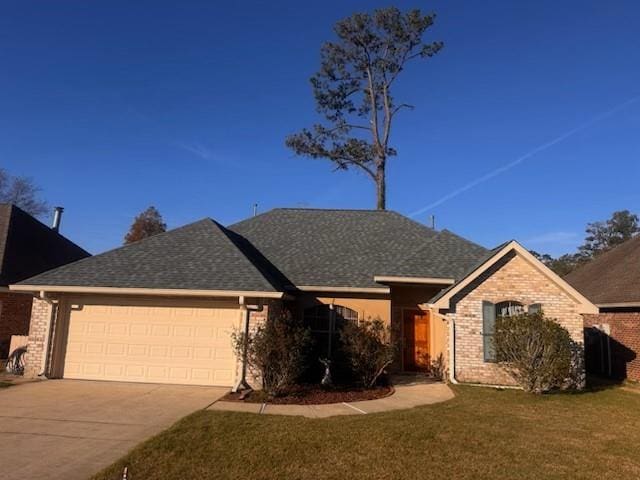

{"left": 232, "top": 311, "right": 312, "bottom": 396}
{"left": 339, "top": 318, "right": 396, "bottom": 388}
{"left": 493, "top": 311, "right": 573, "bottom": 393}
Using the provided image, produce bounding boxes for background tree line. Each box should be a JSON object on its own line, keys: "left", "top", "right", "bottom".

{"left": 531, "top": 210, "right": 639, "bottom": 276}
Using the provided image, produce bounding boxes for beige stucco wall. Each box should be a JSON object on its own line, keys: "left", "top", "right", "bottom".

{"left": 449, "top": 251, "right": 585, "bottom": 385}
{"left": 294, "top": 287, "right": 449, "bottom": 373}
{"left": 294, "top": 293, "right": 391, "bottom": 323}
{"left": 391, "top": 286, "right": 448, "bottom": 372}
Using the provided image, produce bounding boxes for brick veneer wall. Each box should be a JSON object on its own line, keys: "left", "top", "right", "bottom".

{"left": 0, "top": 292, "right": 33, "bottom": 358}
{"left": 23, "top": 297, "right": 53, "bottom": 378}
{"left": 584, "top": 312, "right": 640, "bottom": 382}
{"left": 449, "top": 251, "right": 585, "bottom": 386}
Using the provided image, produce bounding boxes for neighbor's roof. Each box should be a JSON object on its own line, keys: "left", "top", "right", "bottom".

{"left": 17, "top": 219, "right": 280, "bottom": 293}
{"left": 565, "top": 235, "right": 640, "bottom": 305}
{"left": 230, "top": 208, "right": 489, "bottom": 289}
{"left": 0, "top": 204, "right": 89, "bottom": 286}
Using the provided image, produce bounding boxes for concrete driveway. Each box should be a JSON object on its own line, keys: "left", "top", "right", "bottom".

{"left": 0, "top": 379, "right": 228, "bottom": 480}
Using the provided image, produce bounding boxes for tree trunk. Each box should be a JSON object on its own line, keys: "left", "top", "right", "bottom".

{"left": 376, "top": 163, "right": 386, "bottom": 210}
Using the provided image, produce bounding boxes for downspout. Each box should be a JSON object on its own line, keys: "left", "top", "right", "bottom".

{"left": 233, "top": 297, "right": 262, "bottom": 393}
{"left": 38, "top": 291, "right": 59, "bottom": 377}
{"left": 448, "top": 317, "right": 459, "bottom": 385}
{"left": 446, "top": 311, "right": 519, "bottom": 390}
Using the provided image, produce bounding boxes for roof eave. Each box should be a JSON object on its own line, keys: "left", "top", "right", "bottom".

{"left": 288, "top": 285, "right": 391, "bottom": 294}
{"left": 597, "top": 302, "right": 640, "bottom": 309}
{"left": 373, "top": 275, "right": 455, "bottom": 286}
{"left": 9, "top": 284, "right": 285, "bottom": 299}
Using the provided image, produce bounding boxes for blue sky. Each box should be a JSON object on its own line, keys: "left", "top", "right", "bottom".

{"left": 1, "top": 0, "right": 639, "bottom": 255}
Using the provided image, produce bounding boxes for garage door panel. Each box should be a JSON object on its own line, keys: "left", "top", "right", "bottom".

{"left": 63, "top": 299, "right": 239, "bottom": 386}
{"left": 108, "top": 324, "right": 128, "bottom": 335}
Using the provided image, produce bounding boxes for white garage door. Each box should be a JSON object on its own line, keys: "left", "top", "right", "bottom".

{"left": 62, "top": 298, "right": 240, "bottom": 386}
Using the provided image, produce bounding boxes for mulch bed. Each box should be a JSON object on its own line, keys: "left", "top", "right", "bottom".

{"left": 222, "top": 384, "right": 394, "bottom": 405}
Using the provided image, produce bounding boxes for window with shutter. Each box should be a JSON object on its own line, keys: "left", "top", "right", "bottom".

{"left": 482, "top": 301, "right": 496, "bottom": 362}
{"left": 483, "top": 300, "right": 526, "bottom": 362}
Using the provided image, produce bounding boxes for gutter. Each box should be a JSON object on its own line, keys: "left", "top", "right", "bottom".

{"left": 597, "top": 302, "right": 640, "bottom": 309}
{"left": 292, "top": 285, "right": 390, "bottom": 294}
{"left": 9, "top": 284, "right": 285, "bottom": 299}
{"left": 373, "top": 276, "right": 455, "bottom": 285}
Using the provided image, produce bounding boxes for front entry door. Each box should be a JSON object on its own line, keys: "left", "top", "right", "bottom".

{"left": 403, "top": 310, "right": 430, "bottom": 371}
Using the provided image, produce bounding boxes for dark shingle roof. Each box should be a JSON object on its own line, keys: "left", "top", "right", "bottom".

{"left": 0, "top": 204, "right": 89, "bottom": 285}
{"left": 383, "top": 230, "right": 490, "bottom": 280}
{"left": 565, "top": 235, "right": 640, "bottom": 304}
{"left": 230, "top": 208, "right": 489, "bottom": 289}
{"left": 18, "top": 219, "right": 279, "bottom": 292}
{"left": 20, "top": 208, "right": 490, "bottom": 293}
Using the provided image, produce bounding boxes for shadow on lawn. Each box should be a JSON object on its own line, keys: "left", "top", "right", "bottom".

{"left": 548, "top": 375, "right": 625, "bottom": 396}
{"left": 584, "top": 375, "right": 626, "bottom": 392}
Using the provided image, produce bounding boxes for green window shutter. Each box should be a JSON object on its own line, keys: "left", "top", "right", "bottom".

{"left": 528, "top": 303, "right": 542, "bottom": 314}
{"left": 482, "top": 301, "right": 496, "bottom": 362}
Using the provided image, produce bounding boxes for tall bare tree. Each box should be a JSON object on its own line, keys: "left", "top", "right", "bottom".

{"left": 124, "top": 206, "right": 167, "bottom": 244}
{"left": 0, "top": 168, "right": 48, "bottom": 217}
{"left": 286, "top": 7, "right": 443, "bottom": 209}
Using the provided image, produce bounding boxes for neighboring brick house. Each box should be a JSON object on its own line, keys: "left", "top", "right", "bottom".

{"left": 566, "top": 235, "right": 640, "bottom": 381}
{"left": 11, "top": 208, "right": 596, "bottom": 387}
{"left": 0, "top": 204, "right": 89, "bottom": 358}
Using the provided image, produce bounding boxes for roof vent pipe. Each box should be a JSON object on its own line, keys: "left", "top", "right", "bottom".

{"left": 52, "top": 206, "right": 64, "bottom": 232}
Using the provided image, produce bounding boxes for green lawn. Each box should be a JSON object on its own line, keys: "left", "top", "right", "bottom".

{"left": 92, "top": 384, "right": 640, "bottom": 480}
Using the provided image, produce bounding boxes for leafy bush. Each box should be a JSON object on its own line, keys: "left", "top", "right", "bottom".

{"left": 232, "top": 311, "right": 312, "bottom": 396}
{"left": 339, "top": 318, "right": 396, "bottom": 388}
{"left": 493, "top": 311, "right": 574, "bottom": 393}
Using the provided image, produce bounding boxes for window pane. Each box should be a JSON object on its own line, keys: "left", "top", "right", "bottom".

{"left": 496, "top": 301, "right": 524, "bottom": 317}
{"left": 528, "top": 303, "right": 542, "bottom": 314}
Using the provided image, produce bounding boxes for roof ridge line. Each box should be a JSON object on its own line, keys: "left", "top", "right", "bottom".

{"left": 209, "top": 221, "right": 283, "bottom": 291}
{"left": 271, "top": 207, "right": 397, "bottom": 212}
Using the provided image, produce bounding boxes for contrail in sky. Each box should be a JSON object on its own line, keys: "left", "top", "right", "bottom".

{"left": 409, "top": 94, "right": 640, "bottom": 218}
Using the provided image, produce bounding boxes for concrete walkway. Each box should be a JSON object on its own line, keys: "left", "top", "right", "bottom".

{"left": 208, "top": 380, "right": 454, "bottom": 418}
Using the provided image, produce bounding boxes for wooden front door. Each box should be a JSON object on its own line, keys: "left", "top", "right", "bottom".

{"left": 403, "top": 310, "right": 430, "bottom": 371}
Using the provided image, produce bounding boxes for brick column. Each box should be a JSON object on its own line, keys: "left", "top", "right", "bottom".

{"left": 23, "top": 298, "right": 53, "bottom": 378}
